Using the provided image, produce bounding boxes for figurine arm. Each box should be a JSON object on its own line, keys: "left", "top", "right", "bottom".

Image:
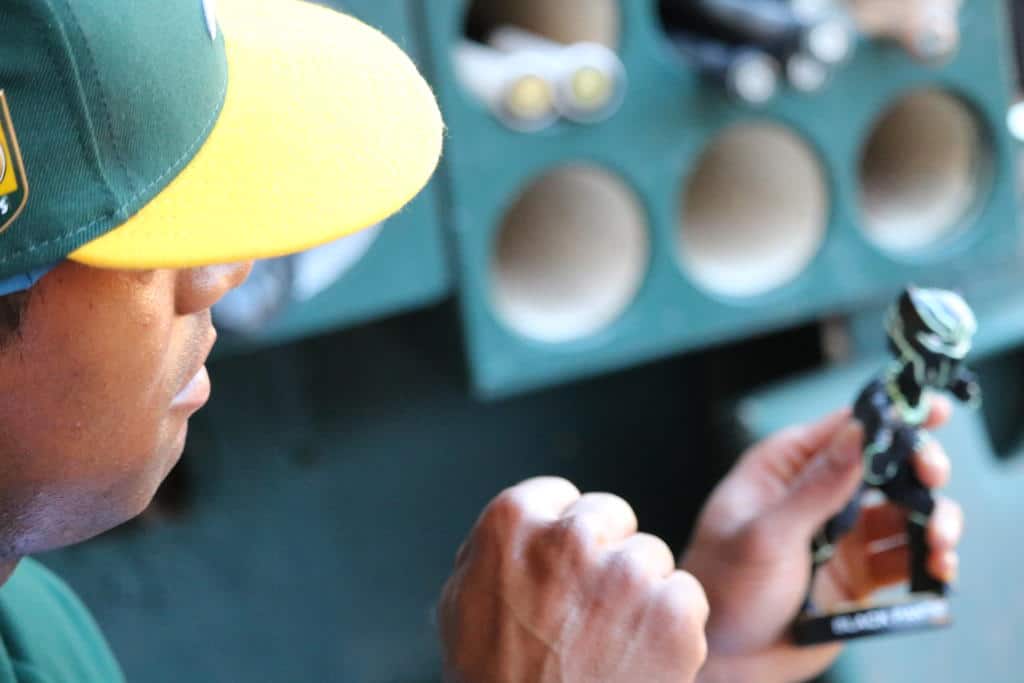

{"left": 949, "top": 367, "right": 981, "bottom": 408}
{"left": 854, "top": 382, "right": 901, "bottom": 485}
{"left": 861, "top": 424, "right": 898, "bottom": 485}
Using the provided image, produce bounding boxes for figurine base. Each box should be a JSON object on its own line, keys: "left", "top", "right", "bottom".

{"left": 793, "top": 594, "right": 951, "bottom": 645}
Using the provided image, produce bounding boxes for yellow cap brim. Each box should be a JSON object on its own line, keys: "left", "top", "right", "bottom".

{"left": 68, "top": 0, "right": 443, "bottom": 269}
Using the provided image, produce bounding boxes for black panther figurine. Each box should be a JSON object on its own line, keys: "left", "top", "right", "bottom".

{"left": 794, "top": 286, "right": 980, "bottom": 645}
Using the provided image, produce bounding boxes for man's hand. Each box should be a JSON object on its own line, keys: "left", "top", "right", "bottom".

{"left": 682, "top": 401, "right": 964, "bottom": 683}
{"left": 439, "top": 477, "right": 710, "bottom": 683}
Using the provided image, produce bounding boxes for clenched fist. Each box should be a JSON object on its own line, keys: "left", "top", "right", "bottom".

{"left": 439, "top": 477, "right": 709, "bottom": 683}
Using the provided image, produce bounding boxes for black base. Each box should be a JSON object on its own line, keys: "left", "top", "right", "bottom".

{"left": 793, "top": 595, "right": 951, "bottom": 646}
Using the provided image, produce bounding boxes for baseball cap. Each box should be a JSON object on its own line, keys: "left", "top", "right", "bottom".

{"left": 0, "top": 0, "right": 443, "bottom": 293}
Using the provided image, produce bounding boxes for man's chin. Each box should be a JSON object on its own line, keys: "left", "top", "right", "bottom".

{"left": 153, "top": 418, "right": 191, "bottom": 483}
{"left": 173, "top": 417, "right": 191, "bottom": 452}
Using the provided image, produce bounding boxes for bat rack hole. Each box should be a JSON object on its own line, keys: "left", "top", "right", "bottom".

{"left": 490, "top": 165, "right": 649, "bottom": 344}
{"left": 858, "top": 89, "right": 988, "bottom": 254}
{"left": 678, "top": 123, "right": 828, "bottom": 298}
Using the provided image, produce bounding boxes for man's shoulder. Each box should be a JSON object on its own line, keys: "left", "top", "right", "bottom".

{"left": 0, "top": 559, "right": 124, "bottom": 683}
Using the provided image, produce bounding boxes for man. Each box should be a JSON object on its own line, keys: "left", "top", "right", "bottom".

{"left": 0, "top": 0, "right": 439, "bottom": 679}
{"left": 0, "top": 0, "right": 963, "bottom": 681}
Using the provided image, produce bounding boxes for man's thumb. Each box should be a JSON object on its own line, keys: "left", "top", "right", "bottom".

{"left": 768, "top": 421, "right": 865, "bottom": 541}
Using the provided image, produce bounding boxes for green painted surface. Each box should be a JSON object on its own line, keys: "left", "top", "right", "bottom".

{"left": 419, "top": 0, "right": 1021, "bottom": 398}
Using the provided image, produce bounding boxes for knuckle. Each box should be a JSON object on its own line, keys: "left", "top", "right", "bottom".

{"left": 521, "top": 516, "right": 599, "bottom": 581}
{"left": 530, "top": 475, "right": 580, "bottom": 493}
{"left": 638, "top": 532, "right": 676, "bottom": 567}
{"left": 480, "top": 488, "right": 530, "bottom": 534}
{"left": 586, "top": 491, "right": 637, "bottom": 520}
{"left": 545, "top": 515, "right": 599, "bottom": 565}
{"left": 603, "top": 549, "right": 654, "bottom": 594}
{"left": 657, "top": 572, "right": 710, "bottom": 634}
{"left": 473, "top": 491, "right": 536, "bottom": 560}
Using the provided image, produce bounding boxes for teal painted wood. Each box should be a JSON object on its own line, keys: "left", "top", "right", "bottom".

{"left": 419, "top": 0, "right": 1021, "bottom": 398}
{"left": 737, "top": 343, "right": 1024, "bottom": 683}
{"left": 217, "top": 0, "right": 452, "bottom": 355}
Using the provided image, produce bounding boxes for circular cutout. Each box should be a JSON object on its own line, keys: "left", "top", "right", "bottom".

{"left": 679, "top": 124, "right": 828, "bottom": 298}
{"left": 859, "top": 90, "right": 986, "bottom": 254}
{"left": 465, "top": 0, "right": 620, "bottom": 47}
{"left": 491, "top": 166, "right": 649, "bottom": 343}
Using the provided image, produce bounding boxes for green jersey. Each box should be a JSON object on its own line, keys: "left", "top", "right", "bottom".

{"left": 0, "top": 559, "right": 123, "bottom": 683}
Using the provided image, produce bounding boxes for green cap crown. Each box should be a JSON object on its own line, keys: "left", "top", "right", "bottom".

{"left": 0, "top": 0, "right": 228, "bottom": 279}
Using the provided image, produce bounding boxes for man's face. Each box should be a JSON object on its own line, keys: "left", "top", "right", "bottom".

{"left": 0, "top": 260, "right": 250, "bottom": 557}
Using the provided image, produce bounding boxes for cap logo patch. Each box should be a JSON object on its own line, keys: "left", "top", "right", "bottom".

{"left": 0, "top": 91, "right": 28, "bottom": 234}
{"left": 202, "top": 0, "right": 218, "bottom": 42}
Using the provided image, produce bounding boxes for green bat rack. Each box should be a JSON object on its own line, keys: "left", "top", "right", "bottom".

{"left": 416, "top": 0, "right": 1020, "bottom": 399}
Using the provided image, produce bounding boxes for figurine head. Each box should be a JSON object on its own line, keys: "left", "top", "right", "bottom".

{"left": 885, "top": 286, "right": 977, "bottom": 388}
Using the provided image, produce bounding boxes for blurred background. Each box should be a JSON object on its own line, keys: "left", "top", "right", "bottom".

{"left": 38, "top": 0, "right": 1024, "bottom": 681}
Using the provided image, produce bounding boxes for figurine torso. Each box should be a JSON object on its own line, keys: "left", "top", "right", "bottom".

{"left": 854, "top": 365, "right": 930, "bottom": 486}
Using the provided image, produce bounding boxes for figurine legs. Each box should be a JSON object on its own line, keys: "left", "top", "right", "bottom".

{"left": 803, "top": 488, "right": 864, "bottom": 613}
{"left": 880, "top": 464, "right": 944, "bottom": 595}
{"left": 803, "top": 464, "right": 944, "bottom": 612}
{"left": 906, "top": 517, "right": 945, "bottom": 595}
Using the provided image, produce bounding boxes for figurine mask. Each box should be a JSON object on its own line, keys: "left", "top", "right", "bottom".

{"left": 885, "top": 287, "right": 977, "bottom": 391}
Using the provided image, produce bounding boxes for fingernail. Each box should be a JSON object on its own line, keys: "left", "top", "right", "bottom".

{"left": 826, "top": 422, "right": 863, "bottom": 470}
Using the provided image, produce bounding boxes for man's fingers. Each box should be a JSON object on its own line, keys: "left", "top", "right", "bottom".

{"left": 912, "top": 436, "right": 951, "bottom": 489}
{"left": 740, "top": 409, "right": 851, "bottom": 478}
{"left": 928, "top": 550, "right": 960, "bottom": 584}
{"left": 502, "top": 477, "right": 582, "bottom": 522}
{"left": 765, "top": 421, "right": 865, "bottom": 539}
{"left": 865, "top": 546, "right": 960, "bottom": 590}
{"left": 867, "top": 548, "right": 959, "bottom": 587}
{"left": 607, "top": 532, "right": 677, "bottom": 579}
{"left": 660, "top": 570, "right": 711, "bottom": 628}
{"left": 561, "top": 492, "right": 639, "bottom": 548}
{"left": 928, "top": 498, "right": 964, "bottom": 551}
{"left": 463, "top": 478, "right": 582, "bottom": 564}
{"left": 858, "top": 499, "right": 962, "bottom": 590}
{"left": 925, "top": 394, "right": 953, "bottom": 430}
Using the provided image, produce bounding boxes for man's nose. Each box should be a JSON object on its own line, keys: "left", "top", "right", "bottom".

{"left": 175, "top": 261, "right": 255, "bottom": 315}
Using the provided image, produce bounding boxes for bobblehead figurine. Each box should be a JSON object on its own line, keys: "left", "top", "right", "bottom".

{"left": 794, "top": 286, "right": 981, "bottom": 645}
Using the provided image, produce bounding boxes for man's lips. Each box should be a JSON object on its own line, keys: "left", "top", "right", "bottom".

{"left": 171, "top": 365, "right": 211, "bottom": 411}
{"left": 171, "top": 328, "right": 217, "bottom": 412}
